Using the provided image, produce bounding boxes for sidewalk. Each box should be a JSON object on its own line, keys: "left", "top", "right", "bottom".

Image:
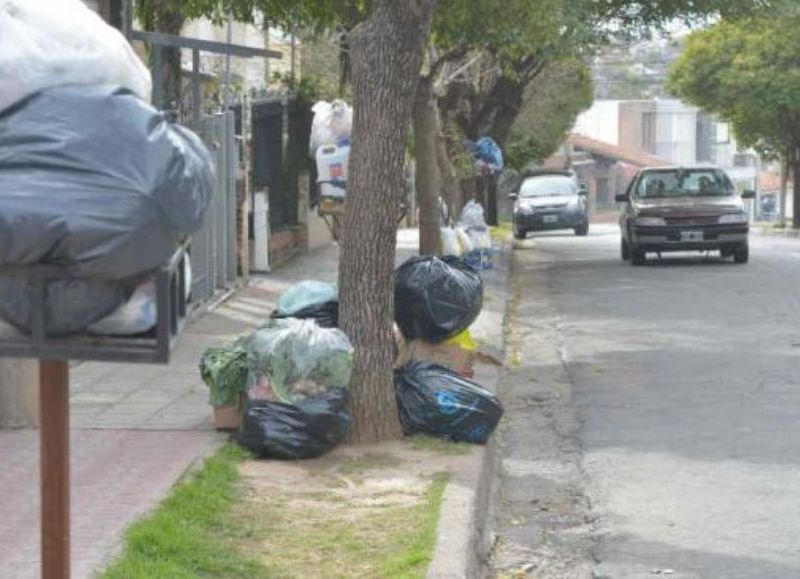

{"left": 0, "top": 232, "right": 425, "bottom": 578}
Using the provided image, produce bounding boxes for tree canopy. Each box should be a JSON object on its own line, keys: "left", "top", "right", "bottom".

{"left": 668, "top": 14, "right": 800, "bottom": 154}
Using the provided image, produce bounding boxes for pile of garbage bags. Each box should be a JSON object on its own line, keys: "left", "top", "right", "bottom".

{"left": 394, "top": 361, "right": 503, "bottom": 444}
{"left": 310, "top": 100, "right": 353, "bottom": 199}
{"left": 467, "top": 137, "right": 504, "bottom": 174}
{"left": 202, "top": 283, "right": 352, "bottom": 460}
{"left": 393, "top": 256, "right": 503, "bottom": 443}
{"left": 0, "top": 0, "right": 213, "bottom": 336}
{"left": 440, "top": 201, "right": 493, "bottom": 270}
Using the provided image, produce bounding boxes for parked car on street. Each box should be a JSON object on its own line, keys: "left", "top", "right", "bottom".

{"left": 616, "top": 167, "right": 755, "bottom": 265}
{"left": 510, "top": 170, "right": 589, "bottom": 239}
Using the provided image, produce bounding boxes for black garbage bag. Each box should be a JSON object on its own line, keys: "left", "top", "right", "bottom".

{"left": 394, "top": 361, "right": 503, "bottom": 444}
{"left": 270, "top": 300, "right": 339, "bottom": 328}
{"left": 237, "top": 388, "right": 350, "bottom": 460}
{"left": 0, "top": 85, "right": 214, "bottom": 335}
{"left": 394, "top": 256, "right": 483, "bottom": 343}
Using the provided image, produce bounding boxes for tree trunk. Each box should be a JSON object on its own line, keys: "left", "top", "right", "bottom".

{"left": 339, "top": 0, "right": 436, "bottom": 444}
{"left": 149, "top": 5, "right": 185, "bottom": 110}
{"left": 414, "top": 76, "right": 442, "bottom": 254}
{"left": 792, "top": 155, "right": 800, "bottom": 229}
{"left": 436, "top": 131, "right": 462, "bottom": 218}
{"left": 779, "top": 155, "right": 789, "bottom": 228}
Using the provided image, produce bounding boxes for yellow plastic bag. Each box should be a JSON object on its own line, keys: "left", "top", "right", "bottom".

{"left": 446, "top": 329, "right": 477, "bottom": 352}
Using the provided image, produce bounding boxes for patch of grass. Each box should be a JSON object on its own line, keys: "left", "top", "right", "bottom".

{"left": 409, "top": 434, "right": 473, "bottom": 456}
{"left": 490, "top": 221, "right": 513, "bottom": 241}
{"left": 233, "top": 472, "right": 449, "bottom": 578}
{"left": 101, "top": 444, "right": 266, "bottom": 579}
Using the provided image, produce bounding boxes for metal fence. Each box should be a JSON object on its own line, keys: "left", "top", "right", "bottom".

{"left": 190, "top": 111, "right": 238, "bottom": 303}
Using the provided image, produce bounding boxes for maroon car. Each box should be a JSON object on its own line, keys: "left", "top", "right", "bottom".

{"left": 616, "top": 167, "right": 755, "bottom": 265}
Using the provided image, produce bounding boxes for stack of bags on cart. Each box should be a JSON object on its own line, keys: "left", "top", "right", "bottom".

{"left": 0, "top": 0, "right": 214, "bottom": 336}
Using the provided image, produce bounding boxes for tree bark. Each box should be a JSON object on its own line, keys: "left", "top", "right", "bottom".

{"left": 779, "top": 155, "right": 789, "bottom": 228}
{"left": 792, "top": 154, "right": 800, "bottom": 229}
{"left": 436, "top": 130, "right": 462, "bottom": 218}
{"left": 148, "top": 4, "right": 185, "bottom": 110}
{"left": 339, "top": 0, "right": 436, "bottom": 444}
{"left": 414, "top": 76, "right": 443, "bottom": 254}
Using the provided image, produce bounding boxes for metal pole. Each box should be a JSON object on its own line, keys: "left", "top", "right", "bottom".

{"left": 192, "top": 48, "right": 201, "bottom": 125}
{"left": 40, "top": 360, "right": 70, "bottom": 579}
{"left": 223, "top": 14, "right": 233, "bottom": 108}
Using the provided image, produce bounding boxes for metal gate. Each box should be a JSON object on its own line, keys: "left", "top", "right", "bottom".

{"left": 190, "top": 111, "right": 238, "bottom": 303}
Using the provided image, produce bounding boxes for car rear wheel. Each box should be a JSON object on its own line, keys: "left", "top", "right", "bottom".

{"left": 734, "top": 243, "right": 749, "bottom": 264}
{"left": 513, "top": 224, "right": 527, "bottom": 240}
{"left": 574, "top": 223, "right": 589, "bottom": 236}
{"left": 621, "top": 237, "right": 630, "bottom": 261}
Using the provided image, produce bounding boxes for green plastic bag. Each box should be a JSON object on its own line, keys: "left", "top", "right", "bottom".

{"left": 200, "top": 344, "right": 249, "bottom": 407}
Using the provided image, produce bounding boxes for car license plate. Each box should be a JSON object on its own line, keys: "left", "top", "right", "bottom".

{"left": 681, "top": 230, "right": 704, "bottom": 241}
{"left": 544, "top": 215, "right": 558, "bottom": 223}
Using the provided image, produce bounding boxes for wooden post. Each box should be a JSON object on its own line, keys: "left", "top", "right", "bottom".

{"left": 40, "top": 360, "right": 70, "bottom": 579}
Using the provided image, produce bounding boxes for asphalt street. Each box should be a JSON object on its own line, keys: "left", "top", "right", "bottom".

{"left": 491, "top": 224, "right": 800, "bottom": 578}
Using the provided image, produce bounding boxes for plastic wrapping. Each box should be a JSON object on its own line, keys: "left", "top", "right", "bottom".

{"left": 276, "top": 281, "right": 338, "bottom": 316}
{"left": 0, "top": 0, "right": 151, "bottom": 113}
{"left": 309, "top": 100, "right": 353, "bottom": 156}
{"left": 271, "top": 301, "right": 338, "bottom": 329}
{"left": 394, "top": 361, "right": 503, "bottom": 444}
{"left": 0, "top": 85, "right": 214, "bottom": 335}
{"left": 473, "top": 137, "right": 504, "bottom": 172}
{"left": 237, "top": 389, "right": 350, "bottom": 460}
{"left": 440, "top": 227, "right": 462, "bottom": 257}
{"left": 458, "top": 201, "right": 489, "bottom": 231}
{"left": 394, "top": 256, "right": 483, "bottom": 343}
{"left": 245, "top": 319, "right": 353, "bottom": 405}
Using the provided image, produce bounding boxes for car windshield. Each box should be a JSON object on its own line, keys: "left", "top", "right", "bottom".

{"left": 520, "top": 176, "right": 577, "bottom": 197}
{"left": 635, "top": 169, "right": 736, "bottom": 199}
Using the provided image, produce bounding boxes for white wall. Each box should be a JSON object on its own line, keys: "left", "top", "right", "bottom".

{"left": 654, "top": 100, "right": 697, "bottom": 165}
{"left": 574, "top": 101, "right": 621, "bottom": 145}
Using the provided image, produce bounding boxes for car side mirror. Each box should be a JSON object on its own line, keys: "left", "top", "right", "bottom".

{"left": 742, "top": 189, "right": 756, "bottom": 200}
{"left": 615, "top": 193, "right": 629, "bottom": 203}
{"left": 509, "top": 193, "right": 518, "bottom": 201}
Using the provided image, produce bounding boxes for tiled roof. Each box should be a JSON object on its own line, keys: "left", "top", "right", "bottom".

{"left": 568, "top": 133, "right": 675, "bottom": 168}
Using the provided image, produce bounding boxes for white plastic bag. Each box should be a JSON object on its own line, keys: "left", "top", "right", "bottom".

{"left": 455, "top": 227, "right": 474, "bottom": 254}
{"left": 0, "top": 0, "right": 151, "bottom": 113}
{"left": 309, "top": 100, "right": 353, "bottom": 156}
{"left": 87, "top": 257, "right": 193, "bottom": 336}
{"left": 467, "top": 228, "right": 492, "bottom": 251}
{"left": 458, "top": 200, "right": 488, "bottom": 231}
{"left": 440, "top": 227, "right": 462, "bottom": 257}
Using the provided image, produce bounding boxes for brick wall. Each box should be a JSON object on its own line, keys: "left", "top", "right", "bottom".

{"left": 269, "top": 226, "right": 308, "bottom": 268}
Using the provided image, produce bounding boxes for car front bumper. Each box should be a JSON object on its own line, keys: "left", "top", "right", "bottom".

{"left": 516, "top": 210, "right": 587, "bottom": 231}
{"left": 632, "top": 224, "right": 748, "bottom": 252}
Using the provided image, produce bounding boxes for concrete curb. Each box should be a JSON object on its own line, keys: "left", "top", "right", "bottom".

{"left": 427, "top": 240, "right": 513, "bottom": 579}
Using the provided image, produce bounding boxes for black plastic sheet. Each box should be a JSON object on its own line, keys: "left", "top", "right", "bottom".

{"left": 394, "top": 256, "right": 483, "bottom": 343}
{"left": 237, "top": 388, "right": 350, "bottom": 460}
{"left": 270, "top": 300, "right": 339, "bottom": 329}
{"left": 394, "top": 361, "right": 503, "bottom": 444}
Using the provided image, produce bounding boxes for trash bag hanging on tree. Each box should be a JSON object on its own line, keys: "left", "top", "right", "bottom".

{"left": 237, "top": 388, "right": 350, "bottom": 460}
{"left": 0, "top": 85, "right": 214, "bottom": 335}
{"left": 394, "top": 361, "right": 503, "bottom": 444}
{"left": 394, "top": 256, "right": 483, "bottom": 343}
